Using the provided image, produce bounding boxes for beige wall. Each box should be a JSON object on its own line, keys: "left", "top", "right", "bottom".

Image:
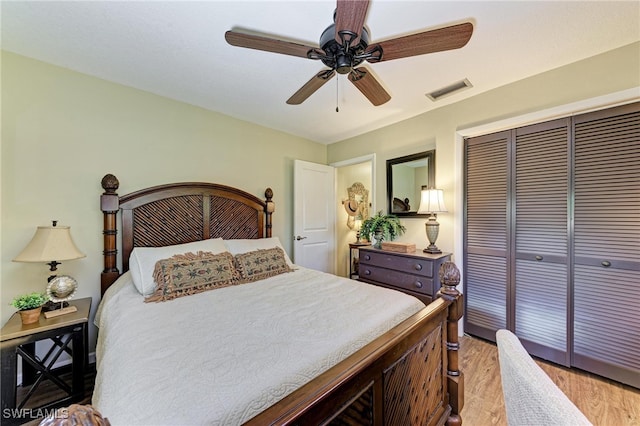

{"left": 1, "top": 52, "right": 326, "bottom": 347}
{"left": 328, "top": 42, "right": 640, "bottom": 265}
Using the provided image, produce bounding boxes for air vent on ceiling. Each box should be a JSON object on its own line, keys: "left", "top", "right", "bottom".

{"left": 426, "top": 78, "right": 473, "bottom": 101}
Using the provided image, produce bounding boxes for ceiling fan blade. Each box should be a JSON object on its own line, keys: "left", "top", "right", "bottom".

{"left": 348, "top": 67, "right": 390, "bottom": 106}
{"left": 225, "top": 30, "right": 317, "bottom": 59}
{"left": 335, "top": 0, "right": 370, "bottom": 46}
{"left": 369, "top": 22, "right": 473, "bottom": 62}
{"left": 287, "top": 70, "right": 336, "bottom": 105}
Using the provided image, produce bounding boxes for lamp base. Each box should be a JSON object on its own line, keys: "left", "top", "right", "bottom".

{"left": 44, "top": 305, "right": 77, "bottom": 319}
{"left": 423, "top": 245, "right": 442, "bottom": 254}
{"left": 424, "top": 217, "right": 441, "bottom": 255}
{"left": 42, "top": 300, "right": 69, "bottom": 311}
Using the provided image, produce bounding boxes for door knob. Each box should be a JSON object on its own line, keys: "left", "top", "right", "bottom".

{"left": 295, "top": 235, "right": 307, "bottom": 241}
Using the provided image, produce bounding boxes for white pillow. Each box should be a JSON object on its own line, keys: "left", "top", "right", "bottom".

{"left": 224, "top": 237, "right": 294, "bottom": 267}
{"left": 129, "top": 238, "right": 228, "bottom": 296}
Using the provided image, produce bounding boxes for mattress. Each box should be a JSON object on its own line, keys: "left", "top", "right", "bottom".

{"left": 92, "top": 267, "right": 425, "bottom": 425}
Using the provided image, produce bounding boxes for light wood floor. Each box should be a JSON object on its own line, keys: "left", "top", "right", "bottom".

{"left": 459, "top": 335, "right": 640, "bottom": 426}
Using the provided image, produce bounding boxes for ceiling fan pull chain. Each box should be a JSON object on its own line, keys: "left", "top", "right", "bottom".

{"left": 336, "top": 76, "right": 339, "bottom": 112}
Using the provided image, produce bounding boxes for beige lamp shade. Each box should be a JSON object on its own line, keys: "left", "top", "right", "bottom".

{"left": 13, "top": 224, "right": 85, "bottom": 263}
{"left": 417, "top": 187, "right": 448, "bottom": 214}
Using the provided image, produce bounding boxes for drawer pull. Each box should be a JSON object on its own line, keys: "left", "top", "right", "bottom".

{"left": 601, "top": 261, "right": 611, "bottom": 268}
{"left": 364, "top": 255, "right": 371, "bottom": 261}
{"left": 415, "top": 281, "right": 423, "bottom": 289}
{"left": 414, "top": 264, "right": 423, "bottom": 271}
{"left": 363, "top": 269, "right": 371, "bottom": 276}
{"left": 535, "top": 255, "right": 543, "bottom": 261}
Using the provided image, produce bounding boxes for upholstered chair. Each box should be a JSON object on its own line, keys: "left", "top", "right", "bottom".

{"left": 496, "top": 329, "right": 592, "bottom": 426}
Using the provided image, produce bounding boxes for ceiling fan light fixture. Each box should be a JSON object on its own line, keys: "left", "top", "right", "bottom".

{"left": 336, "top": 54, "right": 352, "bottom": 74}
{"left": 426, "top": 78, "right": 473, "bottom": 101}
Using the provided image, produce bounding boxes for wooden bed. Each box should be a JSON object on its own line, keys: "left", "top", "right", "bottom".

{"left": 99, "top": 173, "right": 464, "bottom": 426}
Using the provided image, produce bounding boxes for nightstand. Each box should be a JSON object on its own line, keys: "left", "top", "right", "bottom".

{"left": 349, "top": 242, "right": 370, "bottom": 279}
{"left": 1, "top": 297, "right": 91, "bottom": 425}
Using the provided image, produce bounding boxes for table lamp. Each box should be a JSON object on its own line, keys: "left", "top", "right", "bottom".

{"left": 13, "top": 220, "right": 85, "bottom": 318}
{"left": 417, "top": 187, "right": 447, "bottom": 254}
{"left": 354, "top": 216, "right": 363, "bottom": 243}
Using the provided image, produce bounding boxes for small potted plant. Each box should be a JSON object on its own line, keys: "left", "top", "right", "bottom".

{"left": 359, "top": 211, "right": 406, "bottom": 249}
{"left": 10, "top": 292, "right": 49, "bottom": 325}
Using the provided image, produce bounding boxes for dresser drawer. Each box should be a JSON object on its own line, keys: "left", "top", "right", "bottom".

{"left": 360, "top": 250, "right": 433, "bottom": 277}
{"left": 359, "top": 265, "right": 434, "bottom": 296}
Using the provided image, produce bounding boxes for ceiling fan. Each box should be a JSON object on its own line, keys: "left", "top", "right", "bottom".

{"left": 225, "top": 0, "right": 473, "bottom": 107}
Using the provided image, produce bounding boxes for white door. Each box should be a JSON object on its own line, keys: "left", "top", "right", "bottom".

{"left": 293, "top": 160, "right": 336, "bottom": 273}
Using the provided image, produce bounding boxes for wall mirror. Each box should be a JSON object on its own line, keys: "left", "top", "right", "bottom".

{"left": 386, "top": 150, "right": 435, "bottom": 217}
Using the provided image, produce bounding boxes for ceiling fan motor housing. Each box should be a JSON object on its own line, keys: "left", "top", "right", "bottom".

{"left": 319, "top": 24, "right": 369, "bottom": 74}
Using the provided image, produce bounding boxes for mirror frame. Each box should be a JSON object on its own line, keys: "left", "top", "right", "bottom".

{"left": 386, "top": 150, "right": 435, "bottom": 218}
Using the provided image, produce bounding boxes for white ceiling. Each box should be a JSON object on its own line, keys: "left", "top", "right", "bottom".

{"left": 2, "top": 1, "right": 639, "bottom": 144}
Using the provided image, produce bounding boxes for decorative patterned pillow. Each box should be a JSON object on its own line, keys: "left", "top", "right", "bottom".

{"left": 234, "top": 247, "right": 294, "bottom": 283}
{"left": 146, "top": 251, "right": 240, "bottom": 302}
{"left": 224, "top": 237, "right": 294, "bottom": 267}
{"left": 130, "top": 238, "right": 228, "bottom": 296}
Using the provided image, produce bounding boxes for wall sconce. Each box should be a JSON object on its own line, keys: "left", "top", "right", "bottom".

{"left": 13, "top": 220, "right": 85, "bottom": 317}
{"left": 417, "top": 187, "right": 447, "bottom": 254}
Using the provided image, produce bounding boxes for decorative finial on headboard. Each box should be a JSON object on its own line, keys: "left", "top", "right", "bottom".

{"left": 265, "top": 187, "right": 275, "bottom": 213}
{"left": 101, "top": 174, "right": 120, "bottom": 194}
{"left": 100, "top": 174, "right": 121, "bottom": 294}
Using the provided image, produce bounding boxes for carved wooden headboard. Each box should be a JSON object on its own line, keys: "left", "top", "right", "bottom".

{"left": 99, "top": 174, "right": 274, "bottom": 295}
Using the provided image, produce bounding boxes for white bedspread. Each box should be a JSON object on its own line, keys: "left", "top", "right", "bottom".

{"left": 93, "top": 267, "right": 425, "bottom": 425}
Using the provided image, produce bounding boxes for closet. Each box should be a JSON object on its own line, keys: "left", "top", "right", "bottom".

{"left": 464, "top": 102, "right": 639, "bottom": 387}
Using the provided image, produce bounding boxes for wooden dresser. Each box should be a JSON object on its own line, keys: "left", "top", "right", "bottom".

{"left": 358, "top": 247, "right": 451, "bottom": 305}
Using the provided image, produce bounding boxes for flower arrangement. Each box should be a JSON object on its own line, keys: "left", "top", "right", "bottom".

{"left": 359, "top": 211, "right": 406, "bottom": 248}
{"left": 10, "top": 292, "right": 49, "bottom": 311}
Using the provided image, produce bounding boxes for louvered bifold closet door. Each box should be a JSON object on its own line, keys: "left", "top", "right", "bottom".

{"left": 572, "top": 102, "right": 640, "bottom": 388}
{"left": 514, "top": 119, "right": 570, "bottom": 366}
{"left": 464, "top": 131, "right": 510, "bottom": 341}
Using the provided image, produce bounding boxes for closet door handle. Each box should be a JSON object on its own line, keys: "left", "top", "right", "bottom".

{"left": 601, "top": 260, "right": 611, "bottom": 268}
{"left": 535, "top": 255, "right": 543, "bottom": 261}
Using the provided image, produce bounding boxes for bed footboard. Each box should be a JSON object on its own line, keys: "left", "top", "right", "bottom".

{"left": 245, "top": 262, "right": 464, "bottom": 426}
